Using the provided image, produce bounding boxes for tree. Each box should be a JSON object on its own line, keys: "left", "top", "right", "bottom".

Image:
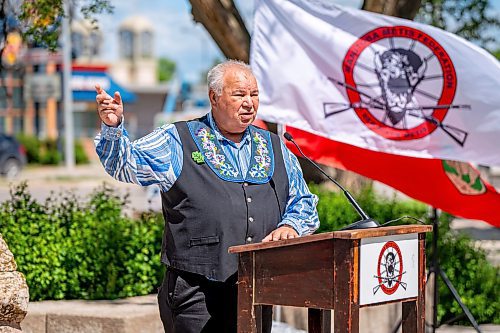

{"left": 416, "top": 0, "right": 500, "bottom": 50}
{"left": 362, "top": 0, "right": 422, "bottom": 19}
{"left": 187, "top": 0, "right": 250, "bottom": 62}
{"left": 157, "top": 57, "right": 176, "bottom": 82}
{"left": 0, "top": 0, "right": 113, "bottom": 69}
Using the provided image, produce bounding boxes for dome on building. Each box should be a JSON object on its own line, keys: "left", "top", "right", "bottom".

{"left": 119, "top": 16, "right": 154, "bottom": 33}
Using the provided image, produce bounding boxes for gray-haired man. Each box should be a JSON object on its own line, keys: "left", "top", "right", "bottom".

{"left": 95, "top": 60, "right": 319, "bottom": 332}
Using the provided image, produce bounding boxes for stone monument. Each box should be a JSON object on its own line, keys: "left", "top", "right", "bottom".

{"left": 0, "top": 234, "right": 29, "bottom": 332}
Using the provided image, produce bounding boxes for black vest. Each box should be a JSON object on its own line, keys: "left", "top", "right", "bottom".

{"left": 160, "top": 117, "right": 289, "bottom": 281}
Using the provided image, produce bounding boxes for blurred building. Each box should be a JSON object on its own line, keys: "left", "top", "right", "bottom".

{"left": 0, "top": 18, "right": 136, "bottom": 143}
{"left": 113, "top": 16, "right": 157, "bottom": 86}
{"left": 0, "top": 12, "right": 213, "bottom": 145}
{"left": 109, "top": 15, "right": 169, "bottom": 138}
{"left": 70, "top": 18, "right": 137, "bottom": 140}
{"left": 71, "top": 19, "right": 102, "bottom": 63}
{"left": 0, "top": 31, "right": 27, "bottom": 135}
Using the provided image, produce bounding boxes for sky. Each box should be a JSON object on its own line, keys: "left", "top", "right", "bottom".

{"left": 94, "top": 0, "right": 499, "bottom": 83}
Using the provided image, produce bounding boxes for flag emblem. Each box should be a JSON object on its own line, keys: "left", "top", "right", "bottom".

{"left": 325, "top": 26, "right": 470, "bottom": 146}
{"left": 442, "top": 160, "right": 486, "bottom": 195}
{"left": 373, "top": 241, "right": 407, "bottom": 295}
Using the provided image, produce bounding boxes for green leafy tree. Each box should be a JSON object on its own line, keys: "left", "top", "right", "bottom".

{"left": 417, "top": 0, "right": 500, "bottom": 50}
{"left": 157, "top": 57, "right": 176, "bottom": 82}
{"left": 20, "top": 0, "right": 113, "bottom": 49}
{"left": 1, "top": 0, "right": 113, "bottom": 69}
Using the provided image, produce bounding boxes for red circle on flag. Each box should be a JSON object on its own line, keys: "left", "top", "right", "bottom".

{"left": 342, "top": 26, "right": 457, "bottom": 140}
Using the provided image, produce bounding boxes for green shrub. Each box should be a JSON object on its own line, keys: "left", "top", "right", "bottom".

{"left": 310, "top": 184, "right": 428, "bottom": 231}
{"left": 310, "top": 184, "right": 499, "bottom": 325}
{"left": 0, "top": 182, "right": 163, "bottom": 300}
{"left": 39, "top": 138, "right": 62, "bottom": 165}
{"left": 16, "top": 134, "right": 41, "bottom": 163}
{"left": 75, "top": 140, "right": 90, "bottom": 164}
{"left": 15, "top": 135, "right": 89, "bottom": 165}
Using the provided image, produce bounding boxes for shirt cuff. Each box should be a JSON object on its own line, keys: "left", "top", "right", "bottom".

{"left": 100, "top": 119, "right": 124, "bottom": 141}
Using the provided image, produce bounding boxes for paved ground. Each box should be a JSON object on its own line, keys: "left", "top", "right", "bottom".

{"left": 24, "top": 294, "right": 497, "bottom": 333}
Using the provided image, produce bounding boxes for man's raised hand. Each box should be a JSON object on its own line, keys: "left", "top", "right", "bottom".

{"left": 95, "top": 84, "right": 123, "bottom": 127}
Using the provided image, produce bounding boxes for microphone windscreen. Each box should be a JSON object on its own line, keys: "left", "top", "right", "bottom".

{"left": 283, "top": 132, "right": 293, "bottom": 142}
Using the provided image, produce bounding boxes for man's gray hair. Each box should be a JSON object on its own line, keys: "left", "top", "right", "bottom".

{"left": 207, "top": 60, "right": 252, "bottom": 96}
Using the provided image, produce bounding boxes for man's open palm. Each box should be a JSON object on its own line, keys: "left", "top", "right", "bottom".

{"left": 95, "top": 84, "right": 123, "bottom": 127}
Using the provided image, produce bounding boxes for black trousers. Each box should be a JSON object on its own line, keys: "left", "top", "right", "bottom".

{"left": 158, "top": 268, "right": 272, "bottom": 333}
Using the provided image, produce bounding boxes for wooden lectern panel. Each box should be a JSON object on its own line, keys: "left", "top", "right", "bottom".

{"left": 333, "top": 239, "right": 360, "bottom": 333}
{"left": 253, "top": 239, "right": 334, "bottom": 308}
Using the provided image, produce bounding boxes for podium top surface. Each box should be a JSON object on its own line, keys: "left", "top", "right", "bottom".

{"left": 229, "top": 225, "right": 432, "bottom": 253}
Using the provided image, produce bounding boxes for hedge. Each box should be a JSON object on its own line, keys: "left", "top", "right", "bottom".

{"left": 0, "top": 183, "right": 498, "bottom": 324}
{"left": 0, "top": 182, "right": 163, "bottom": 300}
{"left": 16, "top": 134, "right": 89, "bottom": 165}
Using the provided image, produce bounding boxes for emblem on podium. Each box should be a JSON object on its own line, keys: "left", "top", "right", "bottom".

{"left": 373, "top": 241, "right": 407, "bottom": 295}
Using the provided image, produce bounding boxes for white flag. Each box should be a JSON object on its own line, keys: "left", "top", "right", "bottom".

{"left": 251, "top": 0, "right": 500, "bottom": 166}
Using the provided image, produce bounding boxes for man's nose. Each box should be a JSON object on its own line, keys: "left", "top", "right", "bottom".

{"left": 242, "top": 95, "right": 253, "bottom": 107}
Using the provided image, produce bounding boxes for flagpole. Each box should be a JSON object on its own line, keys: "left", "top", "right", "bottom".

{"left": 62, "top": 0, "right": 75, "bottom": 170}
{"left": 431, "top": 207, "right": 439, "bottom": 333}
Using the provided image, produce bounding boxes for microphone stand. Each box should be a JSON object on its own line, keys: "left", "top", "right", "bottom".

{"left": 284, "top": 132, "right": 380, "bottom": 230}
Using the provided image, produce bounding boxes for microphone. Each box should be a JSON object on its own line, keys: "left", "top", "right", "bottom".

{"left": 283, "top": 132, "right": 380, "bottom": 230}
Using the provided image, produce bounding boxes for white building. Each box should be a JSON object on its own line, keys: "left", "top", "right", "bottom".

{"left": 112, "top": 16, "right": 158, "bottom": 87}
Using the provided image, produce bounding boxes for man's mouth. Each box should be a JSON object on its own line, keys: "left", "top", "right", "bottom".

{"left": 239, "top": 113, "right": 254, "bottom": 121}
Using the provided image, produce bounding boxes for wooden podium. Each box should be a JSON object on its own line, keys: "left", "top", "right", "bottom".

{"left": 229, "top": 225, "right": 432, "bottom": 333}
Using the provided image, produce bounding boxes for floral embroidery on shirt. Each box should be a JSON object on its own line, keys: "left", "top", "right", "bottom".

{"left": 195, "top": 127, "right": 239, "bottom": 177}
{"left": 248, "top": 132, "right": 271, "bottom": 178}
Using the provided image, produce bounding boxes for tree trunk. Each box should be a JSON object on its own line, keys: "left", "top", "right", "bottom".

{"left": 362, "top": 0, "right": 421, "bottom": 19}
{"left": 188, "top": 0, "right": 250, "bottom": 62}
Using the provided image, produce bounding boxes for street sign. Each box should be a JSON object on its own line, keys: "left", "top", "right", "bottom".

{"left": 23, "top": 73, "right": 62, "bottom": 102}
{"left": 71, "top": 73, "right": 110, "bottom": 91}
{"left": 22, "top": 49, "right": 63, "bottom": 65}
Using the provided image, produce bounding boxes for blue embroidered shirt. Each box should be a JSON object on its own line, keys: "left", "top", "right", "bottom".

{"left": 95, "top": 113, "right": 319, "bottom": 236}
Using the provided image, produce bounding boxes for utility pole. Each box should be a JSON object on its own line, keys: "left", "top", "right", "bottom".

{"left": 62, "top": 0, "right": 75, "bottom": 169}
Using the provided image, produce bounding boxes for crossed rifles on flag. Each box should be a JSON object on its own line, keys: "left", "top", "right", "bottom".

{"left": 324, "top": 76, "right": 471, "bottom": 147}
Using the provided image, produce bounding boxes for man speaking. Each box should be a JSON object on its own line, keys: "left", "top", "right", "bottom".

{"left": 95, "top": 60, "right": 319, "bottom": 333}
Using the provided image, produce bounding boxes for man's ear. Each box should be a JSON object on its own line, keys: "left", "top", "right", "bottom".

{"left": 209, "top": 90, "right": 217, "bottom": 107}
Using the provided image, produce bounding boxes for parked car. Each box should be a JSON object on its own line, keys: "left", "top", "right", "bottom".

{"left": 0, "top": 134, "right": 27, "bottom": 178}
